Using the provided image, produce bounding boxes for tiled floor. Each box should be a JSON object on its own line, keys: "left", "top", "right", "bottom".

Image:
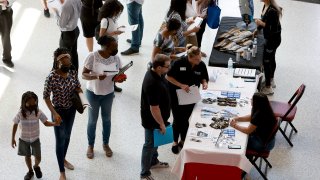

{"left": 0, "top": 0, "right": 319, "bottom": 179}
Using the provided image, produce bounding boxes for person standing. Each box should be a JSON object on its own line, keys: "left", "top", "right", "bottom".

{"left": 11, "top": 91, "right": 59, "bottom": 180}
{"left": 254, "top": 0, "right": 282, "bottom": 95}
{"left": 82, "top": 35, "right": 126, "bottom": 159}
{"left": 140, "top": 54, "right": 171, "bottom": 180}
{"left": 80, "top": 0, "right": 103, "bottom": 52}
{"left": 121, "top": 0, "right": 144, "bottom": 56}
{"left": 52, "top": 0, "right": 81, "bottom": 71}
{"left": 0, "top": 0, "right": 15, "bottom": 68}
{"left": 166, "top": 45, "right": 208, "bottom": 154}
{"left": 43, "top": 48, "right": 82, "bottom": 180}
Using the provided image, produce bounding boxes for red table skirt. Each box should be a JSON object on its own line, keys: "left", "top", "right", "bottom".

{"left": 181, "top": 163, "right": 242, "bottom": 180}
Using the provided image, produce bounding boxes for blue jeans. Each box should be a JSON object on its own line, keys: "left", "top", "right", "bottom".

{"left": 86, "top": 90, "right": 114, "bottom": 146}
{"left": 141, "top": 129, "right": 159, "bottom": 177}
{"left": 127, "top": 1, "right": 144, "bottom": 50}
{"left": 53, "top": 106, "right": 76, "bottom": 172}
{"left": 247, "top": 135, "right": 275, "bottom": 152}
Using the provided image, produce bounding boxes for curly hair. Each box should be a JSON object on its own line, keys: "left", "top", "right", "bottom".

{"left": 21, "top": 91, "right": 39, "bottom": 118}
{"left": 98, "top": 0, "right": 124, "bottom": 21}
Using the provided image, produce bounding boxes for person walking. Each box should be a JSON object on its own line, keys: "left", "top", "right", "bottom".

{"left": 81, "top": 35, "right": 126, "bottom": 159}
{"left": 43, "top": 47, "right": 83, "bottom": 180}
{"left": 121, "top": 0, "right": 144, "bottom": 55}
{"left": 0, "top": 0, "right": 16, "bottom": 68}
{"left": 52, "top": 0, "right": 81, "bottom": 71}
{"left": 140, "top": 54, "right": 171, "bottom": 180}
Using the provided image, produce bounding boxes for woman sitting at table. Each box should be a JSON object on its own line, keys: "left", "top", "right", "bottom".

{"left": 166, "top": 44, "right": 209, "bottom": 154}
{"left": 230, "top": 92, "right": 277, "bottom": 151}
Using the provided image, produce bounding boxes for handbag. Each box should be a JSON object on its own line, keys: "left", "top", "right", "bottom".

{"left": 207, "top": 0, "right": 221, "bottom": 29}
{"left": 71, "top": 91, "right": 84, "bottom": 114}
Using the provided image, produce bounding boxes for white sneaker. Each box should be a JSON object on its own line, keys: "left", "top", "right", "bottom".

{"left": 261, "top": 86, "right": 274, "bottom": 95}
{"left": 271, "top": 78, "right": 276, "bottom": 88}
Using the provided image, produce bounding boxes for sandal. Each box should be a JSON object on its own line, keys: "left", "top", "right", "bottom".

{"left": 86, "top": 146, "right": 94, "bottom": 159}
{"left": 103, "top": 144, "right": 113, "bottom": 157}
{"left": 64, "top": 160, "right": 74, "bottom": 170}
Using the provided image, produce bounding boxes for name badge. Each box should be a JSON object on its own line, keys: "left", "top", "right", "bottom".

{"left": 194, "top": 71, "right": 201, "bottom": 75}
{"left": 180, "top": 67, "right": 186, "bottom": 71}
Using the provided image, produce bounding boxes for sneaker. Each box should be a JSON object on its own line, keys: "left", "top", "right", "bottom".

{"left": 86, "top": 146, "right": 94, "bottom": 159}
{"left": 64, "top": 160, "right": 74, "bottom": 170}
{"left": 121, "top": 48, "right": 139, "bottom": 56}
{"left": 103, "top": 144, "right": 113, "bottom": 157}
{"left": 261, "top": 86, "right": 274, "bottom": 95}
{"left": 141, "top": 175, "right": 155, "bottom": 180}
{"left": 24, "top": 170, "right": 34, "bottom": 180}
{"left": 151, "top": 161, "right": 169, "bottom": 169}
{"left": 33, "top": 166, "right": 42, "bottom": 178}
{"left": 44, "top": 9, "right": 50, "bottom": 18}
{"left": 271, "top": 78, "right": 276, "bottom": 88}
{"left": 2, "top": 59, "right": 14, "bottom": 68}
{"left": 114, "top": 84, "right": 122, "bottom": 92}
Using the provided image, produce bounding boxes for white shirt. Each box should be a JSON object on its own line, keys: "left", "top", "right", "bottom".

{"left": 100, "top": 17, "right": 119, "bottom": 40}
{"left": 84, "top": 51, "right": 122, "bottom": 95}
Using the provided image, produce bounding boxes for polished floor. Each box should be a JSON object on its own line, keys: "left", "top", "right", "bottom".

{"left": 0, "top": 0, "right": 319, "bottom": 179}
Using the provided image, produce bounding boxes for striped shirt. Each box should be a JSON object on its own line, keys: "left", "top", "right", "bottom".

{"left": 13, "top": 109, "right": 47, "bottom": 143}
{"left": 43, "top": 70, "right": 81, "bottom": 108}
{"left": 168, "top": 12, "right": 188, "bottom": 47}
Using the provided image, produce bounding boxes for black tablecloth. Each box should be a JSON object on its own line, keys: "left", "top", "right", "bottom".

{"left": 208, "top": 17, "right": 264, "bottom": 70}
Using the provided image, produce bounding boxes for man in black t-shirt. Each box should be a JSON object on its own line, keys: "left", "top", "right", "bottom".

{"left": 140, "top": 54, "right": 171, "bottom": 180}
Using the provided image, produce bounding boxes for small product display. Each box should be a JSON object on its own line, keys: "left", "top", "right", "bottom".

{"left": 202, "top": 98, "right": 216, "bottom": 104}
{"left": 221, "top": 91, "right": 241, "bottom": 99}
{"left": 195, "top": 122, "right": 207, "bottom": 128}
{"left": 217, "top": 96, "right": 238, "bottom": 107}
{"left": 210, "top": 116, "right": 230, "bottom": 129}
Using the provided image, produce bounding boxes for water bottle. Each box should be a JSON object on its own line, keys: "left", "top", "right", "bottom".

{"left": 247, "top": 48, "right": 251, "bottom": 61}
{"left": 252, "top": 38, "right": 257, "bottom": 57}
{"left": 236, "top": 52, "right": 240, "bottom": 62}
{"left": 227, "top": 57, "right": 233, "bottom": 76}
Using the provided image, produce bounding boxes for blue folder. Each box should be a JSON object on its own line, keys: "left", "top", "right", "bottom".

{"left": 153, "top": 125, "right": 173, "bottom": 147}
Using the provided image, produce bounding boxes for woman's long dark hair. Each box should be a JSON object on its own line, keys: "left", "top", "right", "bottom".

{"left": 251, "top": 92, "right": 276, "bottom": 122}
{"left": 21, "top": 91, "right": 39, "bottom": 118}
{"left": 167, "top": 0, "right": 187, "bottom": 20}
{"left": 98, "top": 0, "right": 124, "bottom": 21}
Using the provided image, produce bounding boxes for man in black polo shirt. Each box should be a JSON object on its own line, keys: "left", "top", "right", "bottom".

{"left": 140, "top": 54, "right": 171, "bottom": 180}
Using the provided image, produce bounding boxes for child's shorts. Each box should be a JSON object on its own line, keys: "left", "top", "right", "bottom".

{"left": 18, "top": 138, "right": 41, "bottom": 157}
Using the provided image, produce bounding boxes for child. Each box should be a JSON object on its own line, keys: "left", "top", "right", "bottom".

{"left": 11, "top": 91, "right": 59, "bottom": 180}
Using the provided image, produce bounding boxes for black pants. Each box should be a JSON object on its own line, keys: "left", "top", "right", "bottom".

{"left": 172, "top": 103, "right": 195, "bottom": 142}
{"left": 0, "top": 8, "right": 13, "bottom": 61}
{"left": 196, "top": 17, "right": 207, "bottom": 48}
{"left": 263, "top": 35, "right": 281, "bottom": 86}
{"left": 59, "top": 27, "right": 80, "bottom": 70}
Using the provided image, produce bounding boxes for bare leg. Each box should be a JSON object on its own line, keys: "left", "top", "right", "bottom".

{"left": 34, "top": 156, "right": 41, "bottom": 167}
{"left": 86, "top": 37, "right": 94, "bottom": 52}
{"left": 25, "top": 156, "right": 33, "bottom": 171}
{"left": 59, "top": 172, "right": 66, "bottom": 180}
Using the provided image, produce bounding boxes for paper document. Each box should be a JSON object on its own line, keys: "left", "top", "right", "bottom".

{"left": 187, "top": 17, "right": 203, "bottom": 31}
{"left": 153, "top": 125, "right": 173, "bottom": 147}
{"left": 78, "top": 93, "right": 91, "bottom": 109}
{"left": 118, "top": 24, "right": 138, "bottom": 32}
{"left": 176, "top": 85, "right": 201, "bottom": 105}
{"left": 47, "top": 0, "right": 62, "bottom": 14}
{"left": 175, "top": 51, "right": 187, "bottom": 58}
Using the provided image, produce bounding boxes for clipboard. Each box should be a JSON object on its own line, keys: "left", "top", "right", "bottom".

{"left": 153, "top": 125, "right": 173, "bottom": 147}
{"left": 112, "top": 61, "right": 133, "bottom": 80}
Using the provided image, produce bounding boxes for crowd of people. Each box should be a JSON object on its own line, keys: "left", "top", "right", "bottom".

{"left": 2, "top": 0, "right": 283, "bottom": 179}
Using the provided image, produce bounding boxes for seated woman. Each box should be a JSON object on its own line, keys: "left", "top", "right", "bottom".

{"left": 230, "top": 92, "right": 277, "bottom": 152}
{"left": 151, "top": 18, "right": 184, "bottom": 61}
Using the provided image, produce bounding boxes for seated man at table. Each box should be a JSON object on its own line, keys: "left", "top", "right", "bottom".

{"left": 140, "top": 54, "right": 171, "bottom": 180}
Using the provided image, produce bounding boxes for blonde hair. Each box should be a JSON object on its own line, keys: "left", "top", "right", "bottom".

{"left": 186, "top": 44, "right": 200, "bottom": 57}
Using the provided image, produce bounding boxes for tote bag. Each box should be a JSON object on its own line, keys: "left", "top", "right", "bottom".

{"left": 207, "top": 0, "right": 221, "bottom": 29}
